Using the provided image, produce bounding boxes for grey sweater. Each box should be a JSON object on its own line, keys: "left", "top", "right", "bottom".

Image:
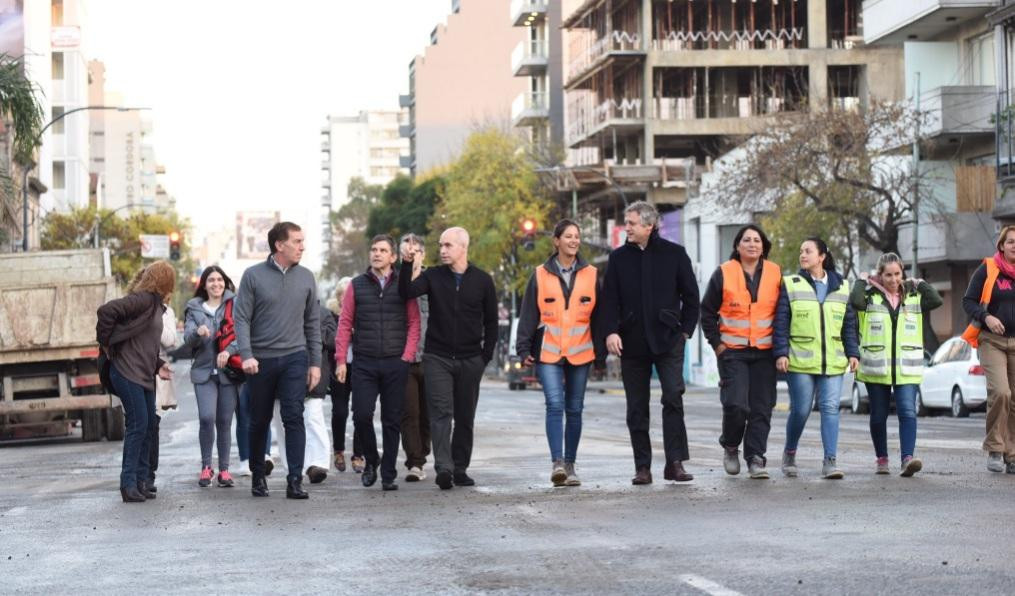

{"left": 234, "top": 256, "right": 322, "bottom": 366}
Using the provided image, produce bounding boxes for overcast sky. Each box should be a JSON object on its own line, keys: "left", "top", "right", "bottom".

{"left": 84, "top": 0, "right": 453, "bottom": 270}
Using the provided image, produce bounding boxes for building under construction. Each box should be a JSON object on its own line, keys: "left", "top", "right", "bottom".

{"left": 557, "top": 0, "right": 904, "bottom": 243}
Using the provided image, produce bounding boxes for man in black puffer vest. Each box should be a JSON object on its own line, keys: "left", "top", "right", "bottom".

{"left": 336, "top": 235, "right": 421, "bottom": 491}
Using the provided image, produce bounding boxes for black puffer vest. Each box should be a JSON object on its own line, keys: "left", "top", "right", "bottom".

{"left": 351, "top": 269, "right": 408, "bottom": 359}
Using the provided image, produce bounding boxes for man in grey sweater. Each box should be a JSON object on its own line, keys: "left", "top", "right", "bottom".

{"left": 235, "top": 222, "right": 322, "bottom": 499}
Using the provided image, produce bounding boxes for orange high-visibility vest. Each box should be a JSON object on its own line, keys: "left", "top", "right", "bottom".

{"left": 537, "top": 264, "right": 597, "bottom": 365}
{"left": 961, "top": 257, "right": 1000, "bottom": 348}
{"left": 718, "top": 259, "right": 781, "bottom": 350}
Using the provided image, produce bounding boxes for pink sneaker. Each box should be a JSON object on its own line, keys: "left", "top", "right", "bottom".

{"left": 876, "top": 457, "right": 890, "bottom": 475}
{"left": 198, "top": 466, "right": 214, "bottom": 487}
{"left": 217, "top": 470, "right": 235, "bottom": 487}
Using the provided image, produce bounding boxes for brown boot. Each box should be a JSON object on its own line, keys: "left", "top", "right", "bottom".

{"left": 664, "top": 461, "right": 693, "bottom": 482}
{"left": 631, "top": 466, "right": 653, "bottom": 485}
{"left": 333, "top": 452, "right": 346, "bottom": 472}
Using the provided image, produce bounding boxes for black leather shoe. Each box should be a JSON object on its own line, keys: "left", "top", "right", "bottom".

{"left": 663, "top": 461, "right": 694, "bottom": 482}
{"left": 381, "top": 480, "right": 398, "bottom": 491}
{"left": 120, "top": 486, "right": 145, "bottom": 503}
{"left": 632, "top": 466, "right": 653, "bottom": 485}
{"left": 286, "top": 477, "right": 309, "bottom": 499}
{"left": 147, "top": 477, "right": 157, "bottom": 493}
{"left": 453, "top": 472, "right": 475, "bottom": 486}
{"left": 137, "top": 481, "right": 156, "bottom": 500}
{"left": 435, "top": 470, "right": 454, "bottom": 490}
{"left": 264, "top": 459, "right": 274, "bottom": 476}
{"left": 361, "top": 464, "right": 378, "bottom": 487}
{"left": 251, "top": 475, "right": 269, "bottom": 497}
{"left": 307, "top": 465, "right": 328, "bottom": 484}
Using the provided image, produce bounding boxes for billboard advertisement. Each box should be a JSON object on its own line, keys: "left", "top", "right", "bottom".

{"left": 236, "top": 211, "right": 280, "bottom": 260}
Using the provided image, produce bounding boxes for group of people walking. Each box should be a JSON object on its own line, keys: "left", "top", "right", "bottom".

{"left": 95, "top": 204, "right": 1015, "bottom": 503}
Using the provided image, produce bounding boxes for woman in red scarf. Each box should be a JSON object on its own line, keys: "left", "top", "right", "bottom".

{"left": 962, "top": 225, "right": 1015, "bottom": 474}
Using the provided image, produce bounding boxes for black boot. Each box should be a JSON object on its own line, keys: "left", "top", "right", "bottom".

{"left": 251, "top": 474, "right": 269, "bottom": 497}
{"left": 137, "top": 480, "right": 156, "bottom": 500}
{"left": 286, "top": 475, "right": 308, "bottom": 499}
{"left": 120, "top": 486, "right": 145, "bottom": 503}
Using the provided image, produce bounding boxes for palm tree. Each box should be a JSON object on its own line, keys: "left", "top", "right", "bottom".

{"left": 0, "top": 53, "right": 44, "bottom": 247}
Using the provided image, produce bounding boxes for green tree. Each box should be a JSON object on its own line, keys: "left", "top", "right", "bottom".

{"left": 0, "top": 53, "right": 44, "bottom": 246}
{"left": 428, "top": 127, "right": 552, "bottom": 294}
{"left": 41, "top": 206, "right": 196, "bottom": 306}
{"left": 321, "top": 177, "right": 383, "bottom": 281}
{"left": 366, "top": 173, "right": 443, "bottom": 240}
{"left": 759, "top": 192, "right": 856, "bottom": 277}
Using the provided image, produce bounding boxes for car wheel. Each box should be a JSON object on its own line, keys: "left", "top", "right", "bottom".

{"left": 916, "top": 388, "right": 929, "bottom": 417}
{"left": 951, "top": 386, "right": 970, "bottom": 418}
{"left": 850, "top": 384, "right": 868, "bottom": 414}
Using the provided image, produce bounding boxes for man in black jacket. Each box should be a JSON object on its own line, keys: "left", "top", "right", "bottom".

{"left": 399, "top": 226, "right": 498, "bottom": 490}
{"left": 601, "top": 201, "right": 700, "bottom": 485}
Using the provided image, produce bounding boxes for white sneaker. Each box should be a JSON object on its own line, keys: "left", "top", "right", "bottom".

{"left": 405, "top": 466, "right": 425, "bottom": 482}
{"left": 237, "top": 461, "right": 252, "bottom": 477}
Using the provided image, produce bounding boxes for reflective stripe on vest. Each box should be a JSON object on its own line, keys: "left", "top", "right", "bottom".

{"left": 717, "top": 259, "right": 782, "bottom": 350}
{"left": 536, "top": 265, "right": 597, "bottom": 365}
{"left": 857, "top": 291, "right": 924, "bottom": 384}
{"left": 961, "top": 258, "right": 999, "bottom": 348}
{"left": 783, "top": 274, "right": 850, "bottom": 375}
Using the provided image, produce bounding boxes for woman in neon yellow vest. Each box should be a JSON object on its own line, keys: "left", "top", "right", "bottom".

{"left": 774, "top": 238, "right": 859, "bottom": 480}
{"left": 851, "top": 253, "right": 942, "bottom": 477}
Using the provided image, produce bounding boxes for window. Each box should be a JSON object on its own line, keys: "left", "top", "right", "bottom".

{"left": 52, "top": 161, "right": 66, "bottom": 189}
{"left": 968, "top": 32, "right": 996, "bottom": 86}
{"left": 51, "top": 0, "right": 63, "bottom": 26}
{"left": 52, "top": 52, "right": 64, "bottom": 80}
{"left": 51, "top": 107, "right": 65, "bottom": 134}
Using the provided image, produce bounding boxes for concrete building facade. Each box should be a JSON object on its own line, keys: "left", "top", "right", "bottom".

{"left": 402, "top": 0, "right": 527, "bottom": 177}
{"left": 509, "top": 0, "right": 566, "bottom": 153}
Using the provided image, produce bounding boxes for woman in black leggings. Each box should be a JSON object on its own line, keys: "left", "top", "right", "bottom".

{"left": 327, "top": 277, "right": 363, "bottom": 473}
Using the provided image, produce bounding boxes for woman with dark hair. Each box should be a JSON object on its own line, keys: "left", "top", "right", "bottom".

{"left": 183, "top": 265, "right": 240, "bottom": 487}
{"left": 517, "top": 219, "right": 604, "bottom": 487}
{"left": 774, "top": 237, "right": 860, "bottom": 479}
{"left": 854, "top": 252, "right": 941, "bottom": 476}
{"left": 96, "top": 260, "right": 176, "bottom": 503}
{"left": 700, "top": 224, "right": 782, "bottom": 479}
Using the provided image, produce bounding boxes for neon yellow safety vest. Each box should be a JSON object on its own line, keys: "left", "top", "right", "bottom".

{"left": 784, "top": 275, "right": 849, "bottom": 375}
{"left": 856, "top": 291, "right": 924, "bottom": 385}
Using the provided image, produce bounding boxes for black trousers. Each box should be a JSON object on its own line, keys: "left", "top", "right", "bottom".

{"left": 717, "top": 348, "right": 776, "bottom": 463}
{"left": 329, "top": 374, "right": 362, "bottom": 457}
{"left": 401, "top": 362, "right": 431, "bottom": 469}
{"left": 351, "top": 355, "right": 409, "bottom": 483}
{"left": 147, "top": 414, "right": 161, "bottom": 483}
{"left": 422, "top": 353, "right": 485, "bottom": 475}
{"left": 248, "top": 351, "right": 308, "bottom": 481}
{"left": 621, "top": 339, "right": 689, "bottom": 468}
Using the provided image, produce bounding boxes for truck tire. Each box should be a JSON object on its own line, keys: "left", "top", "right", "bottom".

{"left": 81, "top": 410, "right": 104, "bottom": 442}
{"left": 105, "top": 406, "right": 125, "bottom": 441}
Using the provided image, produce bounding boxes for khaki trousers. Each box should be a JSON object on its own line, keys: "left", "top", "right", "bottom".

{"left": 978, "top": 331, "right": 1015, "bottom": 458}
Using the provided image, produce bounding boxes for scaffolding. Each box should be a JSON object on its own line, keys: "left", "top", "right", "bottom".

{"left": 651, "top": 0, "right": 807, "bottom": 51}
{"left": 653, "top": 66, "right": 808, "bottom": 120}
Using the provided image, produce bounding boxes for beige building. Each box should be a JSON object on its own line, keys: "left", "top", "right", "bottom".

{"left": 402, "top": 0, "right": 527, "bottom": 176}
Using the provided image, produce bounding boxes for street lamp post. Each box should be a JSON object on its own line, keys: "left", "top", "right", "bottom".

{"left": 21, "top": 105, "right": 149, "bottom": 251}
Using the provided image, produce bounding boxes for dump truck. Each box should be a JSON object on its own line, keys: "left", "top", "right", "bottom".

{"left": 0, "top": 249, "right": 124, "bottom": 441}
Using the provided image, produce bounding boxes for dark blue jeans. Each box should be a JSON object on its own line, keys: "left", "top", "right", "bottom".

{"left": 235, "top": 382, "right": 271, "bottom": 462}
{"left": 109, "top": 364, "right": 156, "bottom": 489}
{"left": 866, "top": 383, "right": 918, "bottom": 461}
{"left": 352, "top": 355, "right": 409, "bottom": 483}
{"left": 536, "top": 361, "right": 590, "bottom": 463}
{"left": 247, "top": 351, "right": 309, "bottom": 480}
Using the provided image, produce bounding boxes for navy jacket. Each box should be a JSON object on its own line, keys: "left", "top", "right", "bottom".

{"left": 773, "top": 269, "right": 860, "bottom": 362}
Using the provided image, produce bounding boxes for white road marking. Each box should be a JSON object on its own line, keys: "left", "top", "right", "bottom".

{"left": 679, "top": 574, "right": 744, "bottom": 596}
{"left": 4, "top": 506, "right": 28, "bottom": 517}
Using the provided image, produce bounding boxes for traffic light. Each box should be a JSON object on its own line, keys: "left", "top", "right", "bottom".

{"left": 169, "top": 231, "right": 181, "bottom": 261}
{"left": 520, "top": 218, "right": 537, "bottom": 251}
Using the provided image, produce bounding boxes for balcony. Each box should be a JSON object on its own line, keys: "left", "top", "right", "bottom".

{"left": 399, "top": 94, "right": 413, "bottom": 108}
{"left": 321, "top": 140, "right": 330, "bottom": 152}
{"left": 321, "top": 159, "right": 330, "bottom": 170}
{"left": 862, "top": 0, "right": 999, "bottom": 44}
{"left": 566, "top": 97, "right": 644, "bottom": 147}
{"left": 512, "top": 91, "right": 549, "bottom": 127}
{"left": 321, "top": 195, "right": 332, "bottom": 209}
{"left": 399, "top": 155, "right": 413, "bottom": 169}
{"left": 566, "top": 31, "right": 644, "bottom": 89}
{"left": 511, "top": 0, "right": 547, "bottom": 27}
{"left": 921, "top": 85, "right": 995, "bottom": 138}
{"left": 321, "top": 179, "right": 330, "bottom": 189}
{"left": 399, "top": 124, "right": 413, "bottom": 138}
{"left": 512, "top": 39, "right": 548, "bottom": 77}
{"left": 897, "top": 212, "right": 996, "bottom": 264}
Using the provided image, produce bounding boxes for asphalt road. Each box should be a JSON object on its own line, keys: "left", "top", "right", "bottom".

{"left": 1, "top": 364, "right": 1013, "bottom": 595}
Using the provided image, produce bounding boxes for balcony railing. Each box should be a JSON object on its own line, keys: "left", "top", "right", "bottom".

{"left": 511, "top": 39, "right": 549, "bottom": 76}
{"left": 651, "top": 27, "right": 805, "bottom": 51}
{"left": 568, "top": 31, "right": 643, "bottom": 83}
{"left": 511, "top": 0, "right": 548, "bottom": 26}
{"left": 997, "top": 88, "right": 1015, "bottom": 182}
{"left": 512, "top": 91, "right": 549, "bottom": 126}
{"left": 567, "top": 97, "right": 643, "bottom": 145}
{"left": 652, "top": 94, "right": 795, "bottom": 120}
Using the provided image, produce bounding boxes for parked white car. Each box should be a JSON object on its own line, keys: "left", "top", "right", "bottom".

{"left": 917, "top": 337, "right": 988, "bottom": 417}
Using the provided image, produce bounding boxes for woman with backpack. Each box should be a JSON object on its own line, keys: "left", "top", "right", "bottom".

{"left": 184, "top": 266, "right": 241, "bottom": 487}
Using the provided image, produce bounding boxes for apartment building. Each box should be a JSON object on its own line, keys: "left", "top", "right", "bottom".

{"left": 319, "top": 110, "right": 409, "bottom": 259}
{"left": 863, "top": 0, "right": 999, "bottom": 339}
{"left": 990, "top": 1, "right": 1015, "bottom": 221}
{"left": 401, "top": 0, "right": 527, "bottom": 177}
{"left": 509, "top": 0, "right": 565, "bottom": 152}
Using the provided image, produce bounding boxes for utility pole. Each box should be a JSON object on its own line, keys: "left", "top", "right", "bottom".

{"left": 911, "top": 72, "right": 921, "bottom": 276}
